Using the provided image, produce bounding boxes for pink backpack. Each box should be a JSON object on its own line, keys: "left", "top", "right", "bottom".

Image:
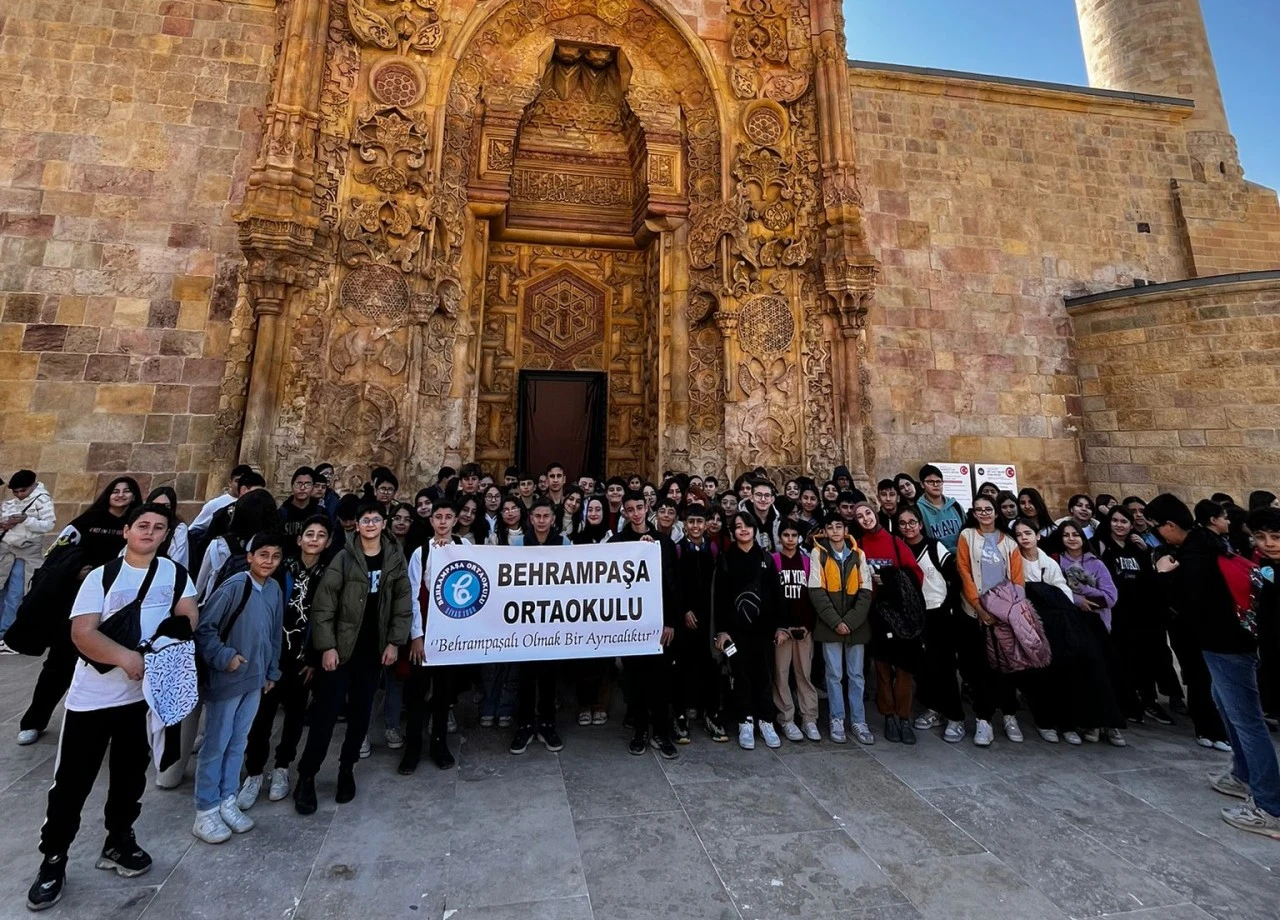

{"left": 981, "top": 580, "right": 1052, "bottom": 673}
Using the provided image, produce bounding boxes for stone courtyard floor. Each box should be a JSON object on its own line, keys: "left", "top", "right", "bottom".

{"left": 0, "top": 655, "right": 1276, "bottom": 919}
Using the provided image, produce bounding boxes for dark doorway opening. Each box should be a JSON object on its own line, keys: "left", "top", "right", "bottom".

{"left": 516, "top": 370, "right": 607, "bottom": 481}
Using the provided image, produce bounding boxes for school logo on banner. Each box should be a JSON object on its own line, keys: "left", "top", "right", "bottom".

{"left": 433, "top": 560, "right": 489, "bottom": 619}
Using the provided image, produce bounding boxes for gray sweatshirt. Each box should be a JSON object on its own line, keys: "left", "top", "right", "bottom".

{"left": 195, "top": 572, "right": 283, "bottom": 702}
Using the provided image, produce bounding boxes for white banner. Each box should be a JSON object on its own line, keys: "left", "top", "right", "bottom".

{"left": 423, "top": 542, "right": 664, "bottom": 665}
{"left": 974, "top": 463, "right": 1018, "bottom": 495}
{"left": 931, "top": 462, "right": 975, "bottom": 511}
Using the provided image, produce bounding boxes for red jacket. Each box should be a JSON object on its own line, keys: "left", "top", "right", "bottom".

{"left": 857, "top": 527, "right": 924, "bottom": 592}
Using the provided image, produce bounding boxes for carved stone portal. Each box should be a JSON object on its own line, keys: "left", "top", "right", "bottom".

{"left": 230, "top": 0, "right": 876, "bottom": 487}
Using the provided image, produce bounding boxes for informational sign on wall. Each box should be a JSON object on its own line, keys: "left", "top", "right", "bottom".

{"left": 974, "top": 464, "right": 1019, "bottom": 496}
{"left": 930, "top": 462, "right": 975, "bottom": 511}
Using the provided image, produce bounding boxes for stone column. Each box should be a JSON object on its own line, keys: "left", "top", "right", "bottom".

{"left": 234, "top": 0, "right": 332, "bottom": 474}
{"left": 652, "top": 218, "right": 691, "bottom": 471}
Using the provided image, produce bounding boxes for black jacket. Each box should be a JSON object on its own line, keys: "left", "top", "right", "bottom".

{"left": 675, "top": 537, "right": 718, "bottom": 629}
{"left": 711, "top": 543, "right": 784, "bottom": 638}
{"left": 610, "top": 527, "right": 680, "bottom": 629}
{"left": 1159, "top": 527, "right": 1256, "bottom": 655}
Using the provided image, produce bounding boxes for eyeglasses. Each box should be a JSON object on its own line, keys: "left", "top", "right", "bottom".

{"left": 899, "top": 519, "right": 921, "bottom": 528}
{"left": 358, "top": 517, "right": 384, "bottom": 526}
{"left": 974, "top": 508, "right": 995, "bottom": 514}
{"left": 922, "top": 478, "right": 943, "bottom": 485}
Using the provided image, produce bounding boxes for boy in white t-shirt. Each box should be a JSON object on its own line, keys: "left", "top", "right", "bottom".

{"left": 26, "top": 503, "right": 198, "bottom": 912}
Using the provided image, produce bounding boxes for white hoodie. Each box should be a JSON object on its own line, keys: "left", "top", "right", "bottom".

{"left": 1, "top": 482, "right": 56, "bottom": 551}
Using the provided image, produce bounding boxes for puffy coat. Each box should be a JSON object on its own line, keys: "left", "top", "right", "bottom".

{"left": 982, "top": 580, "right": 1052, "bottom": 672}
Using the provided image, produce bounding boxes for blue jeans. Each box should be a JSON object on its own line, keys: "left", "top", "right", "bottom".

{"left": 194, "top": 690, "right": 261, "bottom": 812}
{"left": 1203, "top": 651, "right": 1280, "bottom": 817}
{"left": 822, "top": 642, "right": 866, "bottom": 726}
{"left": 0, "top": 557, "right": 25, "bottom": 636}
{"left": 480, "top": 663, "right": 519, "bottom": 719}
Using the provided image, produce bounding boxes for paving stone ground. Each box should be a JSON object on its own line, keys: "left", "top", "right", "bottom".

{"left": 0, "top": 654, "right": 1276, "bottom": 919}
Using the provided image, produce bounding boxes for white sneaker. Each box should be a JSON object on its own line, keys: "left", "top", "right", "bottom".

{"left": 1062, "top": 731, "right": 1083, "bottom": 745}
{"left": 738, "top": 721, "right": 755, "bottom": 751}
{"left": 0, "top": 640, "right": 17, "bottom": 655}
{"left": 1221, "top": 801, "right": 1280, "bottom": 839}
{"left": 758, "top": 721, "right": 782, "bottom": 749}
{"left": 447, "top": 709, "right": 458, "bottom": 734}
{"left": 192, "top": 807, "right": 231, "bottom": 844}
{"left": 385, "top": 728, "right": 404, "bottom": 750}
{"left": 220, "top": 795, "right": 254, "bottom": 833}
{"left": 1209, "top": 771, "right": 1250, "bottom": 800}
{"left": 974, "top": 720, "right": 994, "bottom": 747}
{"left": 1213, "top": 740, "right": 1232, "bottom": 752}
{"left": 1038, "top": 728, "right": 1060, "bottom": 743}
{"left": 16, "top": 729, "right": 39, "bottom": 746}
{"left": 1083, "top": 728, "right": 1101, "bottom": 743}
{"left": 780, "top": 721, "right": 804, "bottom": 743}
{"left": 1002, "top": 715, "right": 1024, "bottom": 743}
{"left": 943, "top": 720, "right": 966, "bottom": 743}
{"left": 829, "top": 718, "right": 847, "bottom": 744}
{"left": 236, "top": 774, "right": 263, "bottom": 810}
{"left": 1106, "top": 728, "right": 1127, "bottom": 747}
{"left": 268, "top": 767, "right": 290, "bottom": 802}
{"left": 479, "top": 715, "right": 495, "bottom": 727}
{"left": 1195, "top": 736, "right": 1215, "bottom": 748}
{"left": 802, "top": 721, "right": 821, "bottom": 742}
{"left": 359, "top": 736, "right": 372, "bottom": 759}
{"left": 852, "top": 722, "right": 875, "bottom": 745}
{"left": 913, "top": 709, "right": 940, "bottom": 730}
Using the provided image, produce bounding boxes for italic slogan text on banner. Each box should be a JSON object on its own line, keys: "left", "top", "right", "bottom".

{"left": 423, "top": 542, "right": 664, "bottom": 665}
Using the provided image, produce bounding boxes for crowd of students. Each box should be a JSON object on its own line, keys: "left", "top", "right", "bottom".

{"left": 2, "top": 460, "right": 1279, "bottom": 912}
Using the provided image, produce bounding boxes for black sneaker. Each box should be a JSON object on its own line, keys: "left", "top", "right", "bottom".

{"left": 537, "top": 725, "right": 564, "bottom": 753}
{"left": 884, "top": 715, "right": 902, "bottom": 743}
{"left": 650, "top": 734, "right": 679, "bottom": 760}
{"left": 26, "top": 854, "right": 65, "bottom": 911}
{"left": 704, "top": 715, "right": 729, "bottom": 743}
{"left": 335, "top": 769, "right": 356, "bottom": 804}
{"left": 628, "top": 729, "right": 649, "bottom": 755}
{"left": 429, "top": 738, "right": 455, "bottom": 770}
{"left": 96, "top": 831, "right": 151, "bottom": 877}
{"left": 294, "top": 774, "right": 317, "bottom": 815}
{"left": 1144, "top": 703, "right": 1175, "bottom": 725}
{"left": 673, "top": 715, "right": 690, "bottom": 744}
{"left": 509, "top": 724, "right": 536, "bottom": 755}
{"left": 397, "top": 754, "right": 419, "bottom": 776}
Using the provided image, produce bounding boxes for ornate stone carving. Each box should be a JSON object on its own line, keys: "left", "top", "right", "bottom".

{"left": 511, "top": 169, "right": 633, "bottom": 207}
{"left": 737, "top": 293, "right": 794, "bottom": 355}
{"left": 368, "top": 57, "right": 425, "bottom": 108}
{"left": 338, "top": 263, "right": 411, "bottom": 326}
{"left": 347, "top": 0, "right": 443, "bottom": 55}
{"left": 522, "top": 268, "right": 606, "bottom": 363}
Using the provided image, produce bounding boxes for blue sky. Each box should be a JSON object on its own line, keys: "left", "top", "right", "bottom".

{"left": 845, "top": 0, "right": 1280, "bottom": 191}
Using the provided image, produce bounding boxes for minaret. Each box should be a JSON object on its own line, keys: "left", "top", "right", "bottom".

{"left": 1075, "top": 0, "right": 1241, "bottom": 182}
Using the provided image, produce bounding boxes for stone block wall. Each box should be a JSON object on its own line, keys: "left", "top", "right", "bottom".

{"left": 0, "top": 0, "right": 276, "bottom": 521}
{"left": 850, "top": 64, "right": 1201, "bottom": 510}
{"left": 1070, "top": 272, "right": 1280, "bottom": 501}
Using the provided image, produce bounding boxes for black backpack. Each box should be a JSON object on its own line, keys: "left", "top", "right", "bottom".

{"left": 870, "top": 539, "right": 927, "bottom": 640}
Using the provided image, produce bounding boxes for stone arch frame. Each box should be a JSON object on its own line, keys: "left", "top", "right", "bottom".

{"left": 422, "top": 0, "right": 734, "bottom": 473}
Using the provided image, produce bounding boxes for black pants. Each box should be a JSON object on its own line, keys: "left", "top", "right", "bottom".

{"left": 40, "top": 701, "right": 149, "bottom": 857}
{"left": 954, "top": 615, "right": 1018, "bottom": 721}
{"left": 297, "top": 654, "right": 380, "bottom": 777}
{"left": 1111, "top": 603, "right": 1170, "bottom": 713}
{"left": 915, "top": 606, "right": 964, "bottom": 722}
{"left": 1169, "top": 620, "right": 1227, "bottom": 742}
{"left": 675, "top": 624, "right": 719, "bottom": 719}
{"left": 403, "top": 665, "right": 452, "bottom": 759}
{"left": 726, "top": 632, "right": 774, "bottom": 725}
{"left": 22, "top": 625, "right": 79, "bottom": 732}
{"left": 627, "top": 648, "right": 676, "bottom": 736}
{"left": 244, "top": 664, "right": 310, "bottom": 776}
{"left": 516, "top": 661, "right": 557, "bottom": 728}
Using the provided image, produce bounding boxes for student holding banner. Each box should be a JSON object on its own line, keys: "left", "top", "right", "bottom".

{"left": 611, "top": 491, "right": 680, "bottom": 760}
{"left": 508, "top": 499, "right": 571, "bottom": 755}
{"left": 402, "top": 499, "right": 466, "bottom": 773}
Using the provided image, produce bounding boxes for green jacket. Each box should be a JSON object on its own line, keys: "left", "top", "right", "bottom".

{"left": 807, "top": 537, "right": 874, "bottom": 645}
{"left": 310, "top": 534, "right": 412, "bottom": 664}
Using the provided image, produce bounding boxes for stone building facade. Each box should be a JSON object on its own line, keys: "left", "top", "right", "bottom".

{"left": 1, "top": 0, "right": 1278, "bottom": 519}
